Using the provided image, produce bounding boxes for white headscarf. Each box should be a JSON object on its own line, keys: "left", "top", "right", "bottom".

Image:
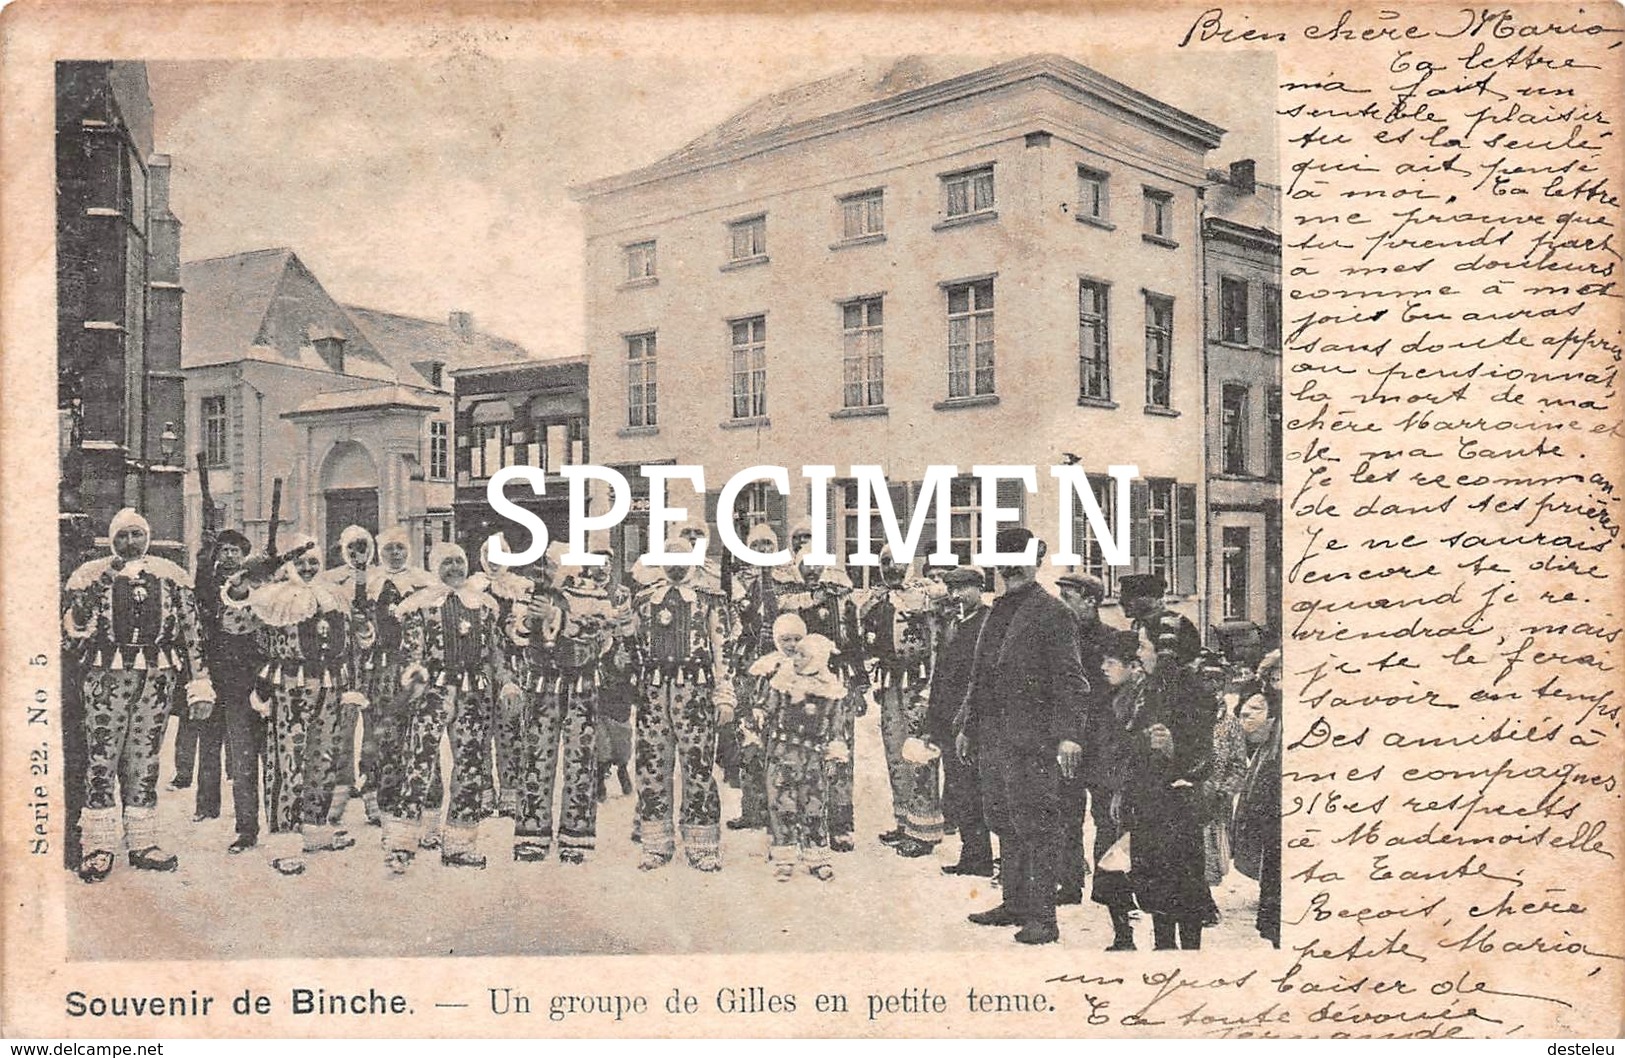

{"left": 107, "top": 507, "right": 150, "bottom": 558}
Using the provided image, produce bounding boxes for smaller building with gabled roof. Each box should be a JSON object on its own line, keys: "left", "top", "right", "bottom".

{"left": 180, "top": 246, "right": 534, "bottom": 564}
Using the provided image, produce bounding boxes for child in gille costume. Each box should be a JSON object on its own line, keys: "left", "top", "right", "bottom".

{"left": 751, "top": 615, "right": 846, "bottom": 881}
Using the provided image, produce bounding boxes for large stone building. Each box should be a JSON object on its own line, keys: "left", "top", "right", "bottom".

{"left": 179, "top": 247, "right": 531, "bottom": 563}
{"left": 1202, "top": 165, "right": 1282, "bottom": 658}
{"left": 570, "top": 54, "right": 1228, "bottom": 613}
{"left": 57, "top": 61, "right": 186, "bottom": 570}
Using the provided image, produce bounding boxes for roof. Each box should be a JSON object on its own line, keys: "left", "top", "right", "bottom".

{"left": 575, "top": 54, "right": 1226, "bottom": 199}
{"left": 179, "top": 247, "right": 295, "bottom": 366}
{"left": 343, "top": 305, "right": 533, "bottom": 391}
{"left": 281, "top": 384, "right": 440, "bottom": 419}
{"left": 179, "top": 248, "right": 395, "bottom": 380}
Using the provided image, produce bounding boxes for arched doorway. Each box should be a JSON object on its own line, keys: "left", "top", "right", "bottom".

{"left": 319, "top": 440, "right": 379, "bottom": 565}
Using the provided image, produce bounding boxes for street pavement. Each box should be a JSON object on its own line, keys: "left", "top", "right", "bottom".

{"left": 68, "top": 706, "right": 1272, "bottom": 959}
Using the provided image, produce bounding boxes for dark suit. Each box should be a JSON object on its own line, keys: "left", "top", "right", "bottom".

{"left": 955, "top": 580, "right": 1091, "bottom": 929}
{"left": 923, "top": 601, "right": 989, "bottom": 866}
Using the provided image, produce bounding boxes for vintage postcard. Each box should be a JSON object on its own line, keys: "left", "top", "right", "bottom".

{"left": 0, "top": 0, "right": 1620, "bottom": 1042}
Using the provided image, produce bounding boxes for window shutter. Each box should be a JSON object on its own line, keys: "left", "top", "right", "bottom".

{"left": 703, "top": 491, "right": 721, "bottom": 552}
{"left": 996, "top": 477, "right": 1027, "bottom": 525}
{"left": 767, "top": 486, "right": 788, "bottom": 549}
{"left": 1130, "top": 479, "right": 1150, "bottom": 574}
{"left": 1176, "top": 482, "right": 1198, "bottom": 595}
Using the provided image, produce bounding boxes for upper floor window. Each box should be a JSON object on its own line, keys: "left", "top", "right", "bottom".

{"left": 1262, "top": 283, "right": 1282, "bottom": 351}
{"left": 730, "top": 316, "right": 768, "bottom": 420}
{"left": 1142, "top": 188, "right": 1174, "bottom": 242}
{"left": 1144, "top": 294, "right": 1175, "bottom": 410}
{"left": 1077, "top": 166, "right": 1109, "bottom": 222}
{"left": 840, "top": 189, "right": 884, "bottom": 240}
{"left": 729, "top": 215, "right": 767, "bottom": 262}
{"left": 428, "top": 420, "right": 449, "bottom": 479}
{"left": 943, "top": 166, "right": 995, "bottom": 220}
{"left": 841, "top": 297, "right": 885, "bottom": 409}
{"left": 1222, "top": 383, "right": 1250, "bottom": 475}
{"left": 625, "top": 240, "right": 657, "bottom": 282}
{"left": 946, "top": 279, "right": 995, "bottom": 399}
{"left": 1078, "top": 280, "right": 1111, "bottom": 402}
{"left": 201, "top": 395, "right": 228, "bottom": 467}
{"left": 626, "top": 332, "right": 657, "bottom": 428}
{"left": 1221, "top": 277, "right": 1249, "bottom": 344}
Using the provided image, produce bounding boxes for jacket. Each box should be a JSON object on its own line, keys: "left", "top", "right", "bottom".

{"left": 953, "top": 581, "right": 1091, "bottom": 753}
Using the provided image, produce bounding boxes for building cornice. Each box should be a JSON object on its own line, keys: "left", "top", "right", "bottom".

{"left": 1202, "top": 216, "right": 1281, "bottom": 254}
{"left": 571, "top": 55, "right": 1225, "bottom": 202}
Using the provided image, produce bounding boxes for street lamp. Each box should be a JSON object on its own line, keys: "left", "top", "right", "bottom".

{"left": 159, "top": 421, "right": 179, "bottom": 467}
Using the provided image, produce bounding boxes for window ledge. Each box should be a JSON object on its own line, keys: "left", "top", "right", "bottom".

{"left": 1214, "top": 471, "right": 1261, "bottom": 482}
{"left": 721, "top": 255, "right": 770, "bottom": 273}
{"left": 1076, "top": 395, "right": 1119, "bottom": 410}
{"left": 617, "top": 425, "right": 660, "bottom": 438}
{"left": 619, "top": 276, "right": 659, "bottom": 290}
{"left": 1142, "top": 233, "right": 1180, "bottom": 249}
{"left": 933, "top": 394, "right": 1001, "bottom": 411}
{"left": 719, "top": 416, "right": 771, "bottom": 430}
{"left": 933, "top": 210, "right": 998, "bottom": 232}
{"left": 830, "top": 405, "right": 889, "bottom": 420}
{"left": 1075, "top": 215, "right": 1116, "bottom": 231}
{"left": 830, "top": 233, "right": 887, "bottom": 251}
{"left": 1143, "top": 404, "right": 1181, "bottom": 418}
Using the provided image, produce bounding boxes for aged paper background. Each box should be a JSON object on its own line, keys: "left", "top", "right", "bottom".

{"left": 2, "top": 0, "right": 1622, "bottom": 1040}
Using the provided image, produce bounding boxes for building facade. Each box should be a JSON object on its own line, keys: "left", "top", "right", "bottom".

{"left": 57, "top": 61, "right": 186, "bottom": 570}
{"left": 572, "top": 55, "right": 1225, "bottom": 615}
{"left": 450, "top": 357, "right": 590, "bottom": 555}
{"left": 179, "top": 247, "right": 531, "bottom": 563}
{"left": 1202, "top": 165, "right": 1282, "bottom": 659}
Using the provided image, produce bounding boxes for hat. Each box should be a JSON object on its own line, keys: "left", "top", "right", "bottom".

{"left": 1118, "top": 573, "right": 1167, "bottom": 601}
{"left": 339, "top": 525, "right": 375, "bottom": 562}
{"left": 993, "top": 525, "right": 1036, "bottom": 555}
{"left": 939, "top": 566, "right": 985, "bottom": 588}
{"left": 771, "top": 613, "right": 808, "bottom": 640}
{"left": 1101, "top": 628, "right": 1142, "bottom": 663}
{"left": 1152, "top": 612, "right": 1200, "bottom": 664}
{"left": 376, "top": 525, "right": 411, "bottom": 550}
{"left": 746, "top": 523, "right": 779, "bottom": 549}
{"left": 1056, "top": 570, "right": 1106, "bottom": 600}
{"left": 214, "top": 529, "right": 252, "bottom": 554}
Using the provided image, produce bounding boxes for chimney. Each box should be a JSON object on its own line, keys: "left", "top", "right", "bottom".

{"left": 449, "top": 311, "right": 475, "bottom": 343}
{"left": 1229, "top": 159, "right": 1256, "bottom": 194}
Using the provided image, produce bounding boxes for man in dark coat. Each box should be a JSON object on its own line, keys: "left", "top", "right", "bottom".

{"left": 1119, "top": 573, "right": 1200, "bottom": 657}
{"left": 1055, "top": 570, "right": 1111, "bottom": 905}
{"left": 921, "top": 566, "right": 992, "bottom": 876}
{"left": 196, "top": 529, "right": 266, "bottom": 852}
{"left": 954, "top": 529, "right": 1091, "bottom": 945}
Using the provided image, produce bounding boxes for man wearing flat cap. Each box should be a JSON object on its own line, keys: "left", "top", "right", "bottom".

{"left": 1118, "top": 573, "right": 1200, "bottom": 661}
{"left": 195, "top": 528, "right": 268, "bottom": 853}
{"left": 954, "top": 527, "right": 1091, "bottom": 944}
{"left": 921, "top": 565, "right": 993, "bottom": 876}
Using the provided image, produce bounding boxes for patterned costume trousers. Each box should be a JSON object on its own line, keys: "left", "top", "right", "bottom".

{"left": 263, "top": 680, "right": 341, "bottom": 839}
{"left": 78, "top": 668, "right": 175, "bottom": 854}
{"left": 733, "top": 675, "right": 769, "bottom": 825}
{"left": 388, "top": 679, "right": 492, "bottom": 844}
{"left": 494, "top": 667, "right": 526, "bottom": 804}
{"left": 635, "top": 681, "right": 721, "bottom": 861}
{"left": 877, "top": 684, "right": 944, "bottom": 841}
{"left": 514, "top": 674, "right": 599, "bottom": 855}
{"left": 767, "top": 738, "right": 829, "bottom": 865}
{"left": 821, "top": 692, "right": 858, "bottom": 839}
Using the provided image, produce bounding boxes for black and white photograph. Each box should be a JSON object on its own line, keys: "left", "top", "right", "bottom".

{"left": 54, "top": 50, "right": 1283, "bottom": 961}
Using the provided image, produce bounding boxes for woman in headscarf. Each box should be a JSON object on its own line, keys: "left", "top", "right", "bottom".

{"left": 63, "top": 508, "right": 215, "bottom": 882}
{"left": 361, "top": 526, "right": 436, "bottom": 831}
{"left": 223, "top": 533, "right": 352, "bottom": 876}
{"left": 384, "top": 541, "right": 521, "bottom": 873}
{"left": 1232, "top": 649, "right": 1283, "bottom": 948}
{"left": 1124, "top": 613, "right": 1214, "bottom": 950}
{"left": 317, "top": 524, "right": 376, "bottom": 831}
{"left": 1086, "top": 628, "right": 1148, "bottom": 951}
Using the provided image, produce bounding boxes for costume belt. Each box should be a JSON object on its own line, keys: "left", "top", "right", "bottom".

{"left": 872, "top": 657, "right": 930, "bottom": 691}
{"left": 643, "top": 657, "right": 714, "bottom": 687}
{"left": 531, "top": 664, "right": 599, "bottom": 695}
{"left": 89, "top": 643, "right": 182, "bottom": 672}
{"left": 434, "top": 666, "right": 490, "bottom": 692}
{"left": 258, "top": 660, "right": 340, "bottom": 689}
